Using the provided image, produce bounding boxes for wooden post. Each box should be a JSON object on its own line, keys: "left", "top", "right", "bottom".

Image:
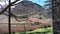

{"left": 8, "top": 0, "right": 11, "bottom": 34}
{"left": 52, "top": 0, "right": 60, "bottom": 34}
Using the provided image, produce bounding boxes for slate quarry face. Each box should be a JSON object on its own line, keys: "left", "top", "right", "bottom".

{"left": 11, "top": 1, "right": 44, "bottom": 17}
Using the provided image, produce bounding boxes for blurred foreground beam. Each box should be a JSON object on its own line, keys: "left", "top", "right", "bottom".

{"left": 0, "top": 0, "right": 19, "bottom": 15}
{"left": 52, "top": 0, "right": 60, "bottom": 34}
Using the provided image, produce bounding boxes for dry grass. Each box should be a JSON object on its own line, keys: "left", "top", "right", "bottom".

{"left": 0, "top": 15, "right": 52, "bottom": 33}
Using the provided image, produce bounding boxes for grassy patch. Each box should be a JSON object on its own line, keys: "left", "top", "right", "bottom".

{"left": 15, "top": 27, "right": 53, "bottom": 34}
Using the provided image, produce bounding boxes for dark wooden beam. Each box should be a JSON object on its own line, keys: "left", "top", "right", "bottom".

{"left": 9, "top": 0, "right": 11, "bottom": 34}
{"left": 52, "top": 0, "right": 60, "bottom": 34}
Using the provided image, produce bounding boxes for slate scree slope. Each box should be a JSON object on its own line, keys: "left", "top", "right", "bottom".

{"left": 4, "top": 0, "right": 44, "bottom": 21}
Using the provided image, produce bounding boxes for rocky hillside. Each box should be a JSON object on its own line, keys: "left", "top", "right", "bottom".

{"left": 0, "top": 1, "right": 52, "bottom": 33}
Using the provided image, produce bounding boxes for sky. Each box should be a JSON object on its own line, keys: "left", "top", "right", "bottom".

{"left": 0, "top": 0, "right": 48, "bottom": 9}
{"left": 19, "top": 0, "right": 48, "bottom": 7}
{"left": 30, "top": 0, "right": 47, "bottom": 6}
{"left": 29, "top": 0, "right": 48, "bottom": 9}
{"left": 11, "top": 0, "right": 48, "bottom": 6}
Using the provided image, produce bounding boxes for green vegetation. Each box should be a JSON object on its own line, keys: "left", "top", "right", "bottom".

{"left": 14, "top": 27, "right": 53, "bottom": 34}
